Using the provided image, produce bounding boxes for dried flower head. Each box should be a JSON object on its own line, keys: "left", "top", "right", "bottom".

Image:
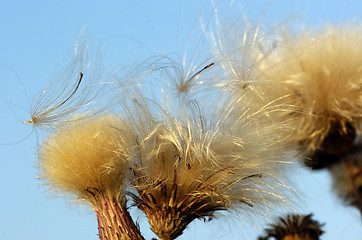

{"left": 258, "top": 25, "right": 362, "bottom": 160}
{"left": 38, "top": 114, "right": 144, "bottom": 240}
{"left": 38, "top": 114, "right": 132, "bottom": 202}
{"left": 125, "top": 96, "right": 294, "bottom": 240}
{"left": 217, "top": 23, "right": 362, "bottom": 168}
{"left": 258, "top": 214, "right": 325, "bottom": 240}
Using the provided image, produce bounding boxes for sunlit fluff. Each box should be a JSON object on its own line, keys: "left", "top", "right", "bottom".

{"left": 112, "top": 54, "right": 219, "bottom": 115}
{"left": 212, "top": 21, "right": 298, "bottom": 149}
{"left": 247, "top": 25, "right": 362, "bottom": 154}
{"left": 38, "top": 114, "right": 133, "bottom": 204}
{"left": 38, "top": 114, "right": 146, "bottom": 240}
{"left": 125, "top": 96, "right": 293, "bottom": 240}
{"left": 214, "top": 22, "right": 362, "bottom": 158}
{"left": 211, "top": 20, "right": 276, "bottom": 91}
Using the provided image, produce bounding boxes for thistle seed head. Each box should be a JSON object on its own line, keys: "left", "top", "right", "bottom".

{"left": 258, "top": 214, "right": 325, "bottom": 240}
{"left": 126, "top": 96, "right": 294, "bottom": 239}
{"left": 252, "top": 25, "right": 362, "bottom": 155}
{"left": 38, "top": 114, "right": 134, "bottom": 205}
{"left": 216, "top": 23, "right": 362, "bottom": 169}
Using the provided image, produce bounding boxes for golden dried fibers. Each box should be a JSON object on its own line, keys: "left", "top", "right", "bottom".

{"left": 126, "top": 96, "right": 294, "bottom": 240}
{"left": 38, "top": 114, "right": 134, "bottom": 204}
{"left": 253, "top": 25, "right": 362, "bottom": 155}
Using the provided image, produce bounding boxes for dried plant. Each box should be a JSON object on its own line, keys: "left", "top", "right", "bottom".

{"left": 258, "top": 214, "right": 325, "bottom": 240}
{"left": 38, "top": 114, "right": 144, "bottom": 240}
{"left": 20, "top": 19, "right": 299, "bottom": 239}
{"left": 120, "top": 93, "right": 294, "bottom": 240}
{"left": 256, "top": 25, "right": 362, "bottom": 168}
{"left": 216, "top": 23, "right": 362, "bottom": 169}
{"left": 31, "top": 13, "right": 362, "bottom": 239}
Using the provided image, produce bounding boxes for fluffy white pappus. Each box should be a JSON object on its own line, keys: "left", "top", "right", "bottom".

{"left": 242, "top": 24, "right": 362, "bottom": 153}
{"left": 111, "top": 54, "right": 221, "bottom": 118}
{"left": 25, "top": 33, "right": 107, "bottom": 131}
{"left": 153, "top": 55, "right": 217, "bottom": 102}
{"left": 211, "top": 20, "right": 300, "bottom": 153}
{"left": 125, "top": 95, "right": 295, "bottom": 239}
{"left": 211, "top": 19, "right": 276, "bottom": 92}
{"left": 38, "top": 114, "right": 135, "bottom": 205}
{"left": 220, "top": 101, "right": 297, "bottom": 214}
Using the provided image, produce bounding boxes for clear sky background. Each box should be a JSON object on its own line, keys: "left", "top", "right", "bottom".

{"left": 1, "top": 1, "right": 362, "bottom": 239}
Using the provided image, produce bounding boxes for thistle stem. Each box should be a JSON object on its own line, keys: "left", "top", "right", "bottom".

{"left": 95, "top": 195, "right": 145, "bottom": 240}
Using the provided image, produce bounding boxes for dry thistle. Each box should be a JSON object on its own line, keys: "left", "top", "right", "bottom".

{"left": 218, "top": 23, "right": 362, "bottom": 169}
{"left": 258, "top": 214, "right": 325, "bottom": 240}
{"left": 124, "top": 96, "right": 294, "bottom": 240}
{"left": 259, "top": 25, "right": 362, "bottom": 168}
{"left": 38, "top": 114, "right": 144, "bottom": 240}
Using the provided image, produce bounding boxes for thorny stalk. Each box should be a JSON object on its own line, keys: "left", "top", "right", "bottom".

{"left": 93, "top": 194, "right": 144, "bottom": 240}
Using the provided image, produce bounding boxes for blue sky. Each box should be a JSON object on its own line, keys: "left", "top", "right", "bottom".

{"left": 1, "top": 1, "right": 362, "bottom": 239}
